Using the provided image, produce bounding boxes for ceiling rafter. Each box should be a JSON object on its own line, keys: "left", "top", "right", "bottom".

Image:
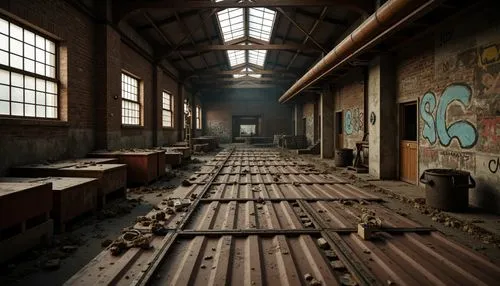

{"left": 173, "top": 11, "right": 209, "bottom": 69}
{"left": 115, "top": 0, "right": 372, "bottom": 23}
{"left": 295, "top": 8, "right": 348, "bottom": 26}
{"left": 272, "top": 8, "right": 296, "bottom": 71}
{"left": 287, "top": 7, "right": 328, "bottom": 70}
{"left": 142, "top": 12, "right": 195, "bottom": 71}
{"left": 276, "top": 8, "right": 327, "bottom": 54}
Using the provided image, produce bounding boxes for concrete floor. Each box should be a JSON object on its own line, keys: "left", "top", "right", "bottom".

{"left": 2, "top": 147, "right": 499, "bottom": 285}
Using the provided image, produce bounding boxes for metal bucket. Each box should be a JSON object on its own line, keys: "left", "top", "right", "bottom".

{"left": 334, "top": 148, "right": 353, "bottom": 167}
{"left": 419, "top": 169, "right": 475, "bottom": 212}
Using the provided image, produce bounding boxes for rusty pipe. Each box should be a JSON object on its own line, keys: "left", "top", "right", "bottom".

{"left": 278, "top": 0, "right": 438, "bottom": 103}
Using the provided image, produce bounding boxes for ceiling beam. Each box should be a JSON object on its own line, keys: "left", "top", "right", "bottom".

{"left": 295, "top": 8, "right": 348, "bottom": 26}
{"left": 115, "top": 0, "right": 372, "bottom": 23}
{"left": 136, "top": 10, "right": 199, "bottom": 30}
{"left": 142, "top": 12, "right": 195, "bottom": 71}
{"left": 197, "top": 83, "right": 286, "bottom": 89}
{"left": 194, "top": 77, "right": 294, "bottom": 82}
{"left": 171, "top": 43, "right": 319, "bottom": 52}
{"left": 287, "top": 7, "right": 328, "bottom": 70}
{"left": 276, "top": 8, "right": 327, "bottom": 54}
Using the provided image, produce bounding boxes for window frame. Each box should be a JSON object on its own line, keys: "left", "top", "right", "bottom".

{"left": 196, "top": 105, "right": 202, "bottom": 130}
{"left": 121, "top": 72, "right": 141, "bottom": 126}
{"left": 0, "top": 15, "right": 59, "bottom": 120}
{"left": 162, "top": 90, "right": 174, "bottom": 128}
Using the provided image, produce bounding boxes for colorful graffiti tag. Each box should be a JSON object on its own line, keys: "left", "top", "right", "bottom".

{"left": 420, "top": 84, "right": 478, "bottom": 148}
{"left": 344, "top": 108, "right": 364, "bottom": 135}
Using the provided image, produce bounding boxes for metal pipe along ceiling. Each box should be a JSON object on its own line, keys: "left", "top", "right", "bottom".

{"left": 278, "top": 0, "right": 437, "bottom": 103}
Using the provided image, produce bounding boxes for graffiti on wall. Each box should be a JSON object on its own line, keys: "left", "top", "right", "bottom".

{"left": 344, "top": 108, "right": 364, "bottom": 135}
{"left": 420, "top": 84, "right": 478, "bottom": 148}
{"left": 489, "top": 157, "right": 499, "bottom": 174}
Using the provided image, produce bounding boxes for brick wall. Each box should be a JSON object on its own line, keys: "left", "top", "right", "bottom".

{"left": 334, "top": 68, "right": 365, "bottom": 149}
{"left": 0, "top": 0, "right": 187, "bottom": 175}
{"left": 395, "top": 6, "right": 500, "bottom": 213}
{"left": 204, "top": 89, "right": 292, "bottom": 143}
{"left": 0, "top": 0, "right": 96, "bottom": 174}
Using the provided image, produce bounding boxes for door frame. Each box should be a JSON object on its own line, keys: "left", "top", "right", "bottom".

{"left": 398, "top": 100, "right": 419, "bottom": 184}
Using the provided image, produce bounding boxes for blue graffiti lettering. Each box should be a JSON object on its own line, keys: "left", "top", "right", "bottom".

{"left": 420, "top": 92, "right": 437, "bottom": 144}
{"left": 345, "top": 110, "right": 353, "bottom": 135}
{"left": 419, "top": 84, "right": 478, "bottom": 149}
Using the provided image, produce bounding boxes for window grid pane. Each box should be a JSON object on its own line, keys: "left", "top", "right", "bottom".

{"left": 0, "top": 16, "right": 58, "bottom": 119}
{"left": 162, "top": 91, "right": 174, "bottom": 127}
{"left": 121, "top": 73, "right": 140, "bottom": 125}
{"left": 0, "top": 69, "right": 57, "bottom": 118}
{"left": 216, "top": 8, "right": 245, "bottom": 43}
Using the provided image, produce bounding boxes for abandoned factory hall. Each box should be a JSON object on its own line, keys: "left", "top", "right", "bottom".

{"left": 1, "top": 0, "right": 500, "bottom": 285}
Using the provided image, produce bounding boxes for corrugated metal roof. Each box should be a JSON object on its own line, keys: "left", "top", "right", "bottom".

{"left": 66, "top": 148, "right": 500, "bottom": 286}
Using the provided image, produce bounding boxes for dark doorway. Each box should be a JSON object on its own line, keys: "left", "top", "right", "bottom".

{"left": 336, "top": 112, "right": 343, "bottom": 149}
{"left": 232, "top": 116, "right": 260, "bottom": 142}
{"left": 400, "top": 102, "right": 418, "bottom": 184}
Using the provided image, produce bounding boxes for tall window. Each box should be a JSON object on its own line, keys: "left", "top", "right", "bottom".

{"left": 196, "top": 105, "right": 202, "bottom": 129}
{"left": 121, "top": 73, "right": 140, "bottom": 125}
{"left": 162, "top": 91, "right": 173, "bottom": 128}
{"left": 0, "top": 17, "right": 58, "bottom": 118}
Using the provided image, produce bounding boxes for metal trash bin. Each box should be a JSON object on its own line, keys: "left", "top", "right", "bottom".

{"left": 334, "top": 148, "right": 353, "bottom": 167}
{"left": 419, "top": 169, "right": 475, "bottom": 212}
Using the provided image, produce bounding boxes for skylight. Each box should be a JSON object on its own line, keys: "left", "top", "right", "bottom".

{"left": 216, "top": 6, "right": 277, "bottom": 70}
{"left": 248, "top": 50, "right": 267, "bottom": 66}
{"left": 217, "top": 8, "right": 244, "bottom": 42}
{"left": 248, "top": 8, "right": 276, "bottom": 42}
{"left": 227, "top": 50, "right": 245, "bottom": 67}
{"left": 233, "top": 67, "right": 262, "bottom": 78}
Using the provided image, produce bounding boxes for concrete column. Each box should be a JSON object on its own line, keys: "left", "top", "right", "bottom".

{"left": 368, "top": 54, "right": 397, "bottom": 179}
{"left": 152, "top": 65, "right": 162, "bottom": 146}
{"left": 95, "top": 0, "right": 121, "bottom": 150}
{"left": 320, "top": 88, "right": 334, "bottom": 159}
{"left": 294, "top": 104, "right": 304, "bottom": 135}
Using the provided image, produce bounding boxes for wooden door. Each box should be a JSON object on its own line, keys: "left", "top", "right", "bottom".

{"left": 400, "top": 140, "right": 417, "bottom": 183}
{"left": 400, "top": 103, "right": 418, "bottom": 184}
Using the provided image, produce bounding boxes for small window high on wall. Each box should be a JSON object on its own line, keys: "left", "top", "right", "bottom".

{"left": 121, "top": 73, "right": 140, "bottom": 125}
{"left": 162, "top": 91, "right": 173, "bottom": 128}
{"left": 196, "top": 105, "right": 202, "bottom": 129}
{"left": 0, "top": 16, "right": 58, "bottom": 119}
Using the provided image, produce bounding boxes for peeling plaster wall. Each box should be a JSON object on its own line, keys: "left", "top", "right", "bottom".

{"left": 334, "top": 68, "right": 366, "bottom": 149}
{"left": 303, "top": 102, "right": 315, "bottom": 145}
{"left": 396, "top": 7, "right": 500, "bottom": 213}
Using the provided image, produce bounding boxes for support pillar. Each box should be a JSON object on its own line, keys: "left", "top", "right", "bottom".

{"left": 95, "top": 0, "right": 121, "bottom": 150}
{"left": 320, "top": 87, "right": 334, "bottom": 159}
{"left": 152, "top": 65, "right": 162, "bottom": 146}
{"left": 294, "top": 104, "right": 304, "bottom": 136}
{"left": 368, "top": 54, "right": 397, "bottom": 179}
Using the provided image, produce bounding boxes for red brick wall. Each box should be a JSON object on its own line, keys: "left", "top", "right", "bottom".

{"left": 395, "top": 6, "right": 500, "bottom": 213}
{"left": 159, "top": 70, "right": 179, "bottom": 145}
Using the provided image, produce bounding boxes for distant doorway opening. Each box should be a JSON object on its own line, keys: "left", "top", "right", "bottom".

{"left": 232, "top": 116, "right": 260, "bottom": 142}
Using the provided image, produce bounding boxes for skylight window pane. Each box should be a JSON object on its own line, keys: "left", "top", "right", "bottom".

{"left": 248, "top": 50, "right": 267, "bottom": 67}
{"left": 217, "top": 8, "right": 244, "bottom": 43}
{"left": 248, "top": 8, "right": 276, "bottom": 42}
{"left": 227, "top": 50, "right": 246, "bottom": 67}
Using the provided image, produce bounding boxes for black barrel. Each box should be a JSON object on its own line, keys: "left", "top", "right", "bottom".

{"left": 419, "top": 169, "right": 476, "bottom": 212}
{"left": 334, "top": 148, "right": 353, "bottom": 167}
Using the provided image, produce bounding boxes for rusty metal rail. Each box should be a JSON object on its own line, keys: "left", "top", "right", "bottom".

{"left": 66, "top": 147, "right": 500, "bottom": 286}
